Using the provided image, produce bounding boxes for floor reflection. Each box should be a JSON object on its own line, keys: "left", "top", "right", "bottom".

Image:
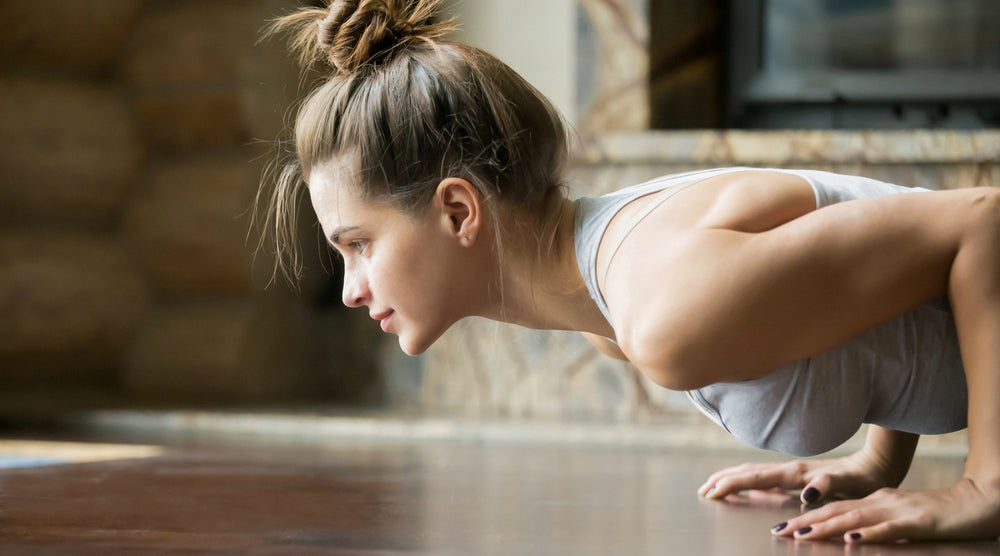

{"left": 0, "top": 438, "right": 993, "bottom": 554}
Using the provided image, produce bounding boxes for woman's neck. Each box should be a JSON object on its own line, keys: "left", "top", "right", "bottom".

{"left": 475, "top": 197, "right": 615, "bottom": 339}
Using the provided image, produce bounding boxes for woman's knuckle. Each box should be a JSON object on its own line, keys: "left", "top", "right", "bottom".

{"left": 843, "top": 509, "right": 864, "bottom": 523}
{"left": 909, "top": 512, "right": 936, "bottom": 530}
{"left": 789, "top": 460, "right": 809, "bottom": 476}
{"left": 823, "top": 501, "right": 846, "bottom": 513}
{"left": 881, "top": 521, "right": 899, "bottom": 535}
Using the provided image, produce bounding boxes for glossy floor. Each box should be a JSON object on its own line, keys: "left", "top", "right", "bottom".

{"left": 0, "top": 438, "right": 995, "bottom": 555}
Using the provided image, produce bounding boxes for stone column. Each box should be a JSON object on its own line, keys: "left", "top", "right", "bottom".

{"left": 575, "top": 0, "right": 650, "bottom": 131}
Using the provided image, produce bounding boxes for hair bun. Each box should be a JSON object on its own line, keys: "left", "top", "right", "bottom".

{"left": 315, "top": 0, "right": 454, "bottom": 73}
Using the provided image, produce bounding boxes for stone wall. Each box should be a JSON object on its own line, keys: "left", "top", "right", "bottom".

{"left": 0, "top": 0, "right": 373, "bottom": 407}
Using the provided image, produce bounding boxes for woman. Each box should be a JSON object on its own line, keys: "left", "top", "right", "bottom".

{"left": 260, "top": 0, "right": 1000, "bottom": 544}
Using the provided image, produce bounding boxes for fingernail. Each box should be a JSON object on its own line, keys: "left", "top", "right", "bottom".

{"left": 802, "top": 487, "right": 821, "bottom": 504}
{"left": 849, "top": 532, "right": 862, "bottom": 541}
{"left": 771, "top": 522, "right": 788, "bottom": 534}
{"left": 705, "top": 486, "right": 717, "bottom": 498}
{"left": 795, "top": 526, "right": 813, "bottom": 536}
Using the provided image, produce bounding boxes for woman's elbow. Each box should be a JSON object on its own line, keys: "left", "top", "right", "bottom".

{"left": 622, "top": 334, "right": 710, "bottom": 391}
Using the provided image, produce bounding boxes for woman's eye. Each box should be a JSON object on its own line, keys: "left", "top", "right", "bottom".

{"left": 348, "top": 240, "right": 367, "bottom": 253}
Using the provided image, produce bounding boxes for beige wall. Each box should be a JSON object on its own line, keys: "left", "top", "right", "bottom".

{"left": 446, "top": 0, "right": 576, "bottom": 123}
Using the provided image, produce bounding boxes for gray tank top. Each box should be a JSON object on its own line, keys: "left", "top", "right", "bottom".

{"left": 573, "top": 167, "right": 967, "bottom": 456}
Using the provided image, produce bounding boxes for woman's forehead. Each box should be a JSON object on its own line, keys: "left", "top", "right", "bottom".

{"left": 309, "top": 180, "right": 354, "bottom": 242}
{"left": 309, "top": 164, "right": 366, "bottom": 216}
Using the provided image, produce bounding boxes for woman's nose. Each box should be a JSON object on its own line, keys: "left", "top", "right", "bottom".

{"left": 341, "top": 269, "right": 370, "bottom": 308}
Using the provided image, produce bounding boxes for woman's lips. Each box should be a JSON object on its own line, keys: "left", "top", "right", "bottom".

{"left": 373, "top": 310, "right": 394, "bottom": 332}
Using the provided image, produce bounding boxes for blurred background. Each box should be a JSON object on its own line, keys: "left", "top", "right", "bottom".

{"left": 0, "top": 0, "right": 997, "bottom": 443}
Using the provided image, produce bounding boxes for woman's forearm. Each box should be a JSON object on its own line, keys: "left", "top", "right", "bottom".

{"left": 945, "top": 190, "right": 1000, "bottom": 490}
{"left": 860, "top": 425, "right": 918, "bottom": 488}
{"left": 962, "top": 316, "right": 1000, "bottom": 490}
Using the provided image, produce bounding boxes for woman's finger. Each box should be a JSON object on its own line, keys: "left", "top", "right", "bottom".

{"left": 698, "top": 463, "right": 757, "bottom": 495}
{"left": 843, "top": 518, "right": 923, "bottom": 544}
{"left": 701, "top": 462, "right": 806, "bottom": 499}
{"left": 800, "top": 468, "right": 888, "bottom": 505}
{"left": 790, "top": 501, "right": 889, "bottom": 541}
{"left": 771, "top": 498, "right": 864, "bottom": 538}
{"left": 777, "top": 488, "right": 932, "bottom": 542}
{"left": 799, "top": 473, "right": 841, "bottom": 505}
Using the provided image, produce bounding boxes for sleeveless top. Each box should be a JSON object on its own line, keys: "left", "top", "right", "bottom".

{"left": 573, "top": 167, "right": 967, "bottom": 456}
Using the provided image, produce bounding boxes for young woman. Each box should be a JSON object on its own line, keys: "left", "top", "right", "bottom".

{"left": 260, "top": 0, "right": 1000, "bottom": 544}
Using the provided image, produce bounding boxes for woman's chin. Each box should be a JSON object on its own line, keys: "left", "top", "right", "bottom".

{"left": 398, "top": 340, "right": 425, "bottom": 356}
{"left": 396, "top": 332, "right": 427, "bottom": 356}
{"left": 396, "top": 327, "right": 445, "bottom": 356}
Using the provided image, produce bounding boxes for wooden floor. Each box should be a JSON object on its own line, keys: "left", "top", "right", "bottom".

{"left": 0, "top": 436, "right": 996, "bottom": 555}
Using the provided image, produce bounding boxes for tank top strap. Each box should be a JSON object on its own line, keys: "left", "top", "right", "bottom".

{"left": 574, "top": 167, "right": 753, "bottom": 330}
{"left": 597, "top": 179, "right": 703, "bottom": 290}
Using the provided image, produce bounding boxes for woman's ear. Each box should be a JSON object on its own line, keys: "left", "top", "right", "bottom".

{"left": 434, "top": 178, "right": 482, "bottom": 245}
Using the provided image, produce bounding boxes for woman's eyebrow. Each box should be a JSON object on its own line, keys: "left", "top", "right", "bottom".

{"left": 329, "top": 226, "right": 359, "bottom": 246}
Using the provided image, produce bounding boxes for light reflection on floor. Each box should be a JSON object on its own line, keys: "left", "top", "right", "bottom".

{"left": 0, "top": 440, "right": 162, "bottom": 469}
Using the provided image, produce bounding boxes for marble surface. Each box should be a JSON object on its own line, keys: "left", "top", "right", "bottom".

{"left": 574, "top": 130, "right": 1000, "bottom": 165}
{"left": 421, "top": 322, "right": 692, "bottom": 422}
{"left": 575, "top": 0, "right": 649, "bottom": 131}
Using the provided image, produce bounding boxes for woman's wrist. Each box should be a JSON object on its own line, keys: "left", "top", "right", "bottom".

{"left": 963, "top": 468, "right": 1000, "bottom": 499}
{"left": 859, "top": 426, "right": 919, "bottom": 488}
{"left": 964, "top": 440, "right": 1000, "bottom": 494}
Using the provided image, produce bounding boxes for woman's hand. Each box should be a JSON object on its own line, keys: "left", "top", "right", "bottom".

{"left": 773, "top": 477, "right": 1000, "bottom": 543}
{"left": 698, "top": 449, "right": 900, "bottom": 506}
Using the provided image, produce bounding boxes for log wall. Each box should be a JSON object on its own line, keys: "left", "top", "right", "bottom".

{"left": 0, "top": 0, "right": 375, "bottom": 406}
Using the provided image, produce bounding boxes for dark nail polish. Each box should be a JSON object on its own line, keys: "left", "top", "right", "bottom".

{"left": 802, "top": 487, "right": 821, "bottom": 504}
{"left": 849, "top": 532, "right": 862, "bottom": 541}
{"left": 771, "top": 522, "right": 787, "bottom": 533}
{"left": 795, "top": 526, "right": 813, "bottom": 536}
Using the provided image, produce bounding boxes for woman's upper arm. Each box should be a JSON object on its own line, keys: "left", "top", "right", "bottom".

{"left": 605, "top": 187, "right": 963, "bottom": 391}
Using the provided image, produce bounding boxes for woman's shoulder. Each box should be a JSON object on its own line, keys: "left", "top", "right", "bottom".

{"left": 597, "top": 169, "right": 817, "bottom": 262}
{"left": 577, "top": 169, "right": 818, "bottom": 328}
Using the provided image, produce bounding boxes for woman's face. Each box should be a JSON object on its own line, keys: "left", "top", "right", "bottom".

{"left": 308, "top": 166, "right": 482, "bottom": 355}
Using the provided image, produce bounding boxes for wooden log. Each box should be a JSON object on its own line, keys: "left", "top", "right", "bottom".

{"left": 0, "top": 233, "right": 149, "bottom": 385}
{"left": 121, "top": 0, "right": 303, "bottom": 150}
{"left": 0, "top": 0, "right": 145, "bottom": 73}
{"left": 122, "top": 158, "right": 264, "bottom": 296}
{"left": 132, "top": 90, "right": 245, "bottom": 151}
{"left": 124, "top": 298, "right": 327, "bottom": 402}
{"left": 0, "top": 77, "right": 144, "bottom": 227}
{"left": 121, "top": 1, "right": 252, "bottom": 90}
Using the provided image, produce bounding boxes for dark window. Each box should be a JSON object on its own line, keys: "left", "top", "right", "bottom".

{"left": 727, "top": 0, "right": 1000, "bottom": 128}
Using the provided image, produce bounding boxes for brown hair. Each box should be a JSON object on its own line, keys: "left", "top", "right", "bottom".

{"left": 258, "top": 0, "right": 570, "bottom": 284}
